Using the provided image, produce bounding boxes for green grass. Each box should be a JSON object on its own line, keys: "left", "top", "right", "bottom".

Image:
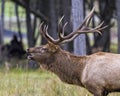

{"left": 0, "top": 66, "right": 120, "bottom": 96}
{"left": 0, "top": 68, "right": 90, "bottom": 96}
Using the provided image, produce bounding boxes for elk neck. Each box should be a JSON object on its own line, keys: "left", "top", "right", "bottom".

{"left": 43, "top": 48, "right": 88, "bottom": 86}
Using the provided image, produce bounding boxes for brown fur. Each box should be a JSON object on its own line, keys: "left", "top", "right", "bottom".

{"left": 27, "top": 42, "right": 120, "bottom": 96}
{"left": 27, "top": 7, "right": 112, "bottom": 96}
{"left": 28, "top": 43, "right": 87, "bottom": 86}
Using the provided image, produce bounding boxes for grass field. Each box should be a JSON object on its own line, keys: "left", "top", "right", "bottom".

{"left": 0, "top": 67, "right": 90, "bottom": 96}
{"left": 0, "top": 63, "right": 120, "bottom": 96}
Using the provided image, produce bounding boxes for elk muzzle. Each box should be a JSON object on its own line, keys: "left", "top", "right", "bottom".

{"left": 27, "top": 48, "right": 34, "bottom": 60}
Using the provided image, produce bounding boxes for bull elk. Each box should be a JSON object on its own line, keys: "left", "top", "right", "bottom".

{"left": 27, "top": 8, "right": 119, "bottom": 96}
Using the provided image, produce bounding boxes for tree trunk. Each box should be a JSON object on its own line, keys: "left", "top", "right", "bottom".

{"left": 40, "top": 0, "right": 50, "bottom": 44}
{"left": 15, "top": 3, "right": 22, "bottom": 42}
{"left": 40, "top": 0, "right": 57, "bottom": 45}
{"left": 61, "top": 0, "right": 73, "bottom": 52}
{"left": 33, "top": 15, "right": 38, "bottom": 44}
{"left": 48, "top": 0, "right": 57, "bottom": 39}
{"left": 93, "top": 0, "right": 114, "bottom": 52}
{"left": 0, "top": 0, "right": 5, "bottom": 45}
{"left": 25, "top": 0, "right": 35, "bottom": 47}
{"left": 116, "top": 0, "right": 120, "bottom": 53}
{"left": 84, "top": 0, "right": 92, "bottom": 54}
{"left": 0, "top": 0, "right": 4, "bottom": 62}
{"left": 72, "top": 0, "right": 86, "bottom": 55}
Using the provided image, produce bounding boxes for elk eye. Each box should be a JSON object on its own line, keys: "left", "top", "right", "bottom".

{"left": 42, "top": 48, "right": 47, "bottom": 51}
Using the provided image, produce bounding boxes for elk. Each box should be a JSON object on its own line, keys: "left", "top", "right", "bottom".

{"left": 27, "top": 8, "right": 120, "bottom": 96}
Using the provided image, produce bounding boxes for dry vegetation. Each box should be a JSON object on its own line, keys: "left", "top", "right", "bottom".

{"left": 0, "top": 59, "right": 120, "bottom": 96}
{"left": 0, "top": 67, "right": 91, "bottom": 96}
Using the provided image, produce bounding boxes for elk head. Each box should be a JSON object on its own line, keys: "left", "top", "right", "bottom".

{"left": 27, "top": 42, "right": 59, "bottom": 64}
{"left": 27, "top": 8, "right": 106, "bottom": 64}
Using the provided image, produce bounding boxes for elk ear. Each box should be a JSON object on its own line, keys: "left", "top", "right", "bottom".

{"left": 48, "top": 42, "right": 59, "bottom": 53}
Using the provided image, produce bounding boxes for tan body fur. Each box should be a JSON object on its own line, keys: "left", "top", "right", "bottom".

{"left": 28, "top": 43, "right": 120, "bottom": 96}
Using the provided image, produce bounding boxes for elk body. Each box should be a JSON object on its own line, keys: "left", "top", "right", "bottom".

{"left": 27, "top": 8, "right": 119, "bottom": 96}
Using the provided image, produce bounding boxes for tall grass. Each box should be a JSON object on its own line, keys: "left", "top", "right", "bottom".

{"left": 0, "top": 68, "right": 90, "bottom": 96}
{"left": 0, "top": 69, "right": 120, "bottom": 96}
{"left": 0, "top": 60, "right": 120, "bottom": 96}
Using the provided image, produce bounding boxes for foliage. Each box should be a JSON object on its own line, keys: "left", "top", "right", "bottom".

{"left": 3, "top": 1, "right": 25, "bottom": 17}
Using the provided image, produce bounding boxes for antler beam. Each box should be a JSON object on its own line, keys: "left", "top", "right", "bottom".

{"left": 39, "top": 7, "right": 107, "bottom": 45}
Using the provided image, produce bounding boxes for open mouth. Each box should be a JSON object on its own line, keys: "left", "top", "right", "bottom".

{"left": 27, "top": 49, "right": 35, "bottom": 60}
{"left": 27, "top": 54, "right": 34, "bottom": 60}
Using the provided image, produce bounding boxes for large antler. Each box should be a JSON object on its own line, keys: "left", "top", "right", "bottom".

{"left": 39, "top": 7, "right": 107, "bottom": 45}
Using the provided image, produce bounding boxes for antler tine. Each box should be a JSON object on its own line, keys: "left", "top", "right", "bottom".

{"left": 39, "top": 22, "right": 56, "bottom": 43}
{"left": 79, "top": 7, "right": 95, "bottom": 30}
{"left": 57, "top": 16, "right": 70, "bottom": 44}
{"left": 94, "top": 21, "right": 108, "bottom": 31}
{"left": 85, "top": 7, "right": 95, "bottom": 27}
{"left": 39, "top": 22, "right": 45, "bottom": 37}
{"left": 58, "top": 7, "right": 95, "bottom": 42}
{"left": 77, "top": 21, "right": 107, "bottom": 35}
{"left": 58, "top": 16, "right": 64, "bottom": 39}
{"left": 59, "top": 15, "right": 64, "bottom": 24}
{"left": 62, "top": 22, "right": 68, "bottom": 36}
{"left": 59, "top": 22, "right": 68, "bottom": 40}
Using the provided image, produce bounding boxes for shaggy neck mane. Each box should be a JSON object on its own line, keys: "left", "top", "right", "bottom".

{"left": 43, "top": 48, "right": 88, "bottom": 86}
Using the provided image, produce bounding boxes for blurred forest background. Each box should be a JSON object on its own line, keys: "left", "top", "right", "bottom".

{"left": 0, "top": 0, "right": 119, "bottom": 61}
{"left": 0, "top": 0, "right": 120, "bottom": 96}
